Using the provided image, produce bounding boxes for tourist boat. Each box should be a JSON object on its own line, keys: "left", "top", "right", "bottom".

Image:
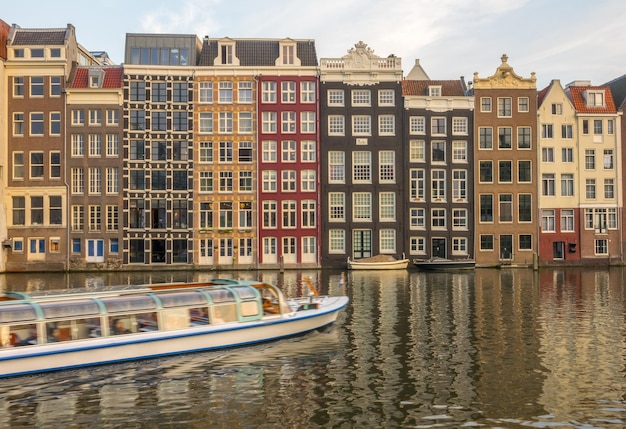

{"left": 347, "top": 254, "right": 409, "bottom": 270}
{"left": 413, "top": 257, "right": 476, "bottom": 270}
{"left": 0, "top": 279, "right": 349, "bottom": 378}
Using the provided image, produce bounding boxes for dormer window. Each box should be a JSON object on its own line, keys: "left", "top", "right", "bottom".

{"left": 283, "top": 45, "right": 294, "bottom": 65}
{"left": 89, "top": 76, "right": 99, "bottom": 88}
{"left": 584, "top": 90, "right": 605, "bottom": 107}
{"left": 13, "top": 48, "right": 24, "bottom": 58}
{"left": 428, "top": 86, "right": 441, "bottom": 97}
{"left": 221, "top": 44, "right": 233, "bottom": 65}
{"left": 31, "top": 48, "right": 44, "bottom": 58}
{"left": 216, "top": 39, "right": 239, "bottom": 66}
{"left": 88, "top": 69, "right": 104, "bottom": 88}
{"left": 276, "top": 39, "right": 300, "bottom": 67}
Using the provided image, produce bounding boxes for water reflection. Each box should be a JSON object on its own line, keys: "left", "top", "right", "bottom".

{"left": 2, "top": 268, "right": 626, "bottom": 427}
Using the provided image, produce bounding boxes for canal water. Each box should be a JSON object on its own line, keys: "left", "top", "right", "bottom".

{"left": 1, "top": 268, "right": 626, "bottom": 428}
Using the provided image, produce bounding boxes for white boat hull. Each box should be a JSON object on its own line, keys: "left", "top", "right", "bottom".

{"left": 347, "top": 259, "right": 409, "bottom": 270}
{"left": 0, "top": 296, "right": 348, "bottom": 378}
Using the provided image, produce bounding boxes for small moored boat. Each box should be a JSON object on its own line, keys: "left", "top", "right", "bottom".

{"left": 347, "top": 254, "right": 409, "bottom": 270}
{"left": 0, "top": 279, "right": 349, "bottom": 378}
{"left": 413, "top": 257, "right": 476, "bottom": 270}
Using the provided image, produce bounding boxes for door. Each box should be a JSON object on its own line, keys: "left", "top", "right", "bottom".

{"left": 87, "top": 239, "right": 104, "bottom": 263}
{"left": 431, "top": 238, "right": 446, "bottom": 258}
{"left": 198, "top": 239, "right": 214, "bottom": 265}
{"left": 500, "top": 234, "right": 513, "bottom": 260}
{"left": 553, "top": 242, "right": 565, "bottom": 260}
{"left": 353, "top": 230, "right": 372, "bottom": 259}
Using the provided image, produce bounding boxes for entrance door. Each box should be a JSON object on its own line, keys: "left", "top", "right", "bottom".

{"left": 553, "top": 242, "right": 565, "bottom": 260}
{"left": 500, "top": 234, "right": 513, "bottom": 260}
{"left": 87, "top": 239, "right": 104, "bottom": 263}
{"left": 431, "top": 238, "right": 446, "bottom": 258}
{"left": 353, "top": 230, "right": 372, "bottom": 259}
{"left": 199, "top": 239, "right": 214, "bottom": 265}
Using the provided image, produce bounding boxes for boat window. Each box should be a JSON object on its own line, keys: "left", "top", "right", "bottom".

{"left": 46, "top": 322, "right": 72, "bottom": 343}
{"left": 102, "top": 296, "right": 157, "bottom": 313}
{"left": 158, "top": 292, "right": 208, "bottom": 308}
{"left": 137, "top": 313, "right": 158, "bottom": 331}
{"left": 212, "top": 304, "right": 236, "bottom": 323}
{"left": 0, "top": 304, "right": 38, "bottom": 324}
{"left": 240, "top": 301, "right": 260, "bottom": 317}
{"left": 109, "top": 317, "right": 134, "bottom": 335}
{"left": 1, "top": 324, "right": 37, "bottom": 347}
{"left": 40, "top": 300, "right": 100, "bottom": 319}
{"left": 206, "top": 288, "right": 235, "bottom": 303}
{"left": 231, "top": 286, "right": 257, "bottom": 300}
{"left": 190, "top": 307, "right": 209, "bottom": 325}
{"left": 161, "top": 309, "right": 189, "bottom": 331}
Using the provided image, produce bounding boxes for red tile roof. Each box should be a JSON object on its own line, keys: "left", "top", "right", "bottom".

{"left": 566, "top": 85, "right": 617, "bottom": 114}
{"left": 70, "top": 67, "right": 123, "bottom": 89}
{"left": 402, "top": 80, "right": 466, "bottom": 96}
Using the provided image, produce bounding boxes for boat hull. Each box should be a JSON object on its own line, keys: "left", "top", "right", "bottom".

{"left": 413, "top": 259, "right": 475, "bottom": 270}
{"left": 0, "top": 296, "right": 348, "bottom": 378}
{"left": 347, "top": 259, "right": 409, "bottom": 270}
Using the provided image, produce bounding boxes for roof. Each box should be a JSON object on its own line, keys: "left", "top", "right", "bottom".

{"left": 69, "top": 67, "right": 124, "bottom": 89}
{"left": 198, "top": 38, "right": 317, "bottom": 67}
{"left": 537, "top": 84, "right": 551, "bottom": 106}
{"left": 604, "top": 74, "right": 626, "bottom": 110}
{"left": 565, "top": 85, "right": 617, "bottom": 114}
{"left": 402, "top": 80, "right": 466, "bottom": 96}
{"left": 11, "top": 28, "right": 68, "bottom": 46}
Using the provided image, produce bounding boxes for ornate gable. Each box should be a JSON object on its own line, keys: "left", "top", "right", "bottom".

{"left": 473, "top": 54, "right": 536, "bottom": 89}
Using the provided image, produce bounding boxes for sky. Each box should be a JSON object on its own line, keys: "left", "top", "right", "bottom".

{"left": 2, "top": 0, "right": 625, "bottom": 89}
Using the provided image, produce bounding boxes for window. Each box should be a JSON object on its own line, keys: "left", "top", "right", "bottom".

{"left": 199, "top": 202, "right": 213, "bottom": 229}
{"left": 262, "top": 170, "right": 277, "bottom": 192}
{"left": 410, "top": 169, "right": 425, "bottom": 201}
{"left": 89, "top": 168, "right": 101, "bottom": 194}
{"left": 328, "top": 193, "right": 345, "bottom": 221}
{"left": 585, "top": 150, "right": 595, "bottom": 169}
{"left": 50, "top": 152, "right": 61, "bottom": 179}
{"left": 327, "top": 89, "right": 344, "bottom": 106}
{"left": 301, "top": 200, "right": 316, "bottom": 228}
{"left": 480, "top": 235, "right": 494, "bottom": 250}
{"left": 301, "top": 140, "right": 315, "bottom": 162}
{"left": 410, "top": 140, "right": 425, "bottom": 162}
{"left": 262, "top": 112, "right": 277, "bottom": 133}
{"left": 151, "top": 82, "right": 167, "bottom": 103}
{"left": 604, "top": 150, "right": 614, "bottom": 169}
{"left": 379, "top": 193, "right": 396, "bottom": 221}
{"left": 431, "top": 170, "right": 446, "bottom": 200}
{"left": 380, "top": 229, "right": 397, "bottom": 253}
{"left": 431, "top": 117, "right": 446, "bottom": 135}
{"left": 480, "top": 194, "right": 493, "bottom": 222}
{"left": 282, "top": 200, "right": 297, "bottom": 228}
{"left": 89, "top": 109, "right": 102, "bottom": 126}
{"left": 541, "top": 209, "right": 555, "bottom": 232}
{"left": 237, "top": 81, "right": 252, "bottom": 103}
{"left": 238, "top": 112, "right": 253, "bottom": 133}
{"left": 199, "top": 112, "right": 213, "bottom": 134}
{"left": 582, "top": 120, "right": 589, "bottom": 134}
{"left": 479, "top": 128, "right": 493, "bottom": 149}
{"left": 173, "top": 141, "right": 188, "bottom": 161}
{"left": 481, "top": 97, "right": 492, "bottom": 112}
{"left": 561, "top": 174, "right": 574, "bottom": 197}
{"left": 219, "top": 112, "right": 233, "bottom": 133}
{"left": 282, "top": 81, "right": 296, "bottom": 103}
{"left": 604, "top": 179, "right": 615, "bottom": 199}
{"left": 593, "top": 120, "right": 603, "bottom": 135}
{"left": 497, "top": 97, "right": 512, "bottom": 117}
{"left": 129, "top": 200, "right": 145, "bottom": 229}
{"left": 608, "top": 120, "right": 614, "bottom": 135}
{"left": 30, "top": 113, "right": 44, "bottom": 136}
{"left": 379, "top": 151, "right": 395, "bottom": 183}
{"left": 542, "top": 174, "right": 555, "bottom": 196}
{"left": 410, "top": 208, "right": 425, "bottom": 229}
{"left": 329, "top": 229, "right": 346, "bottom": 253}
{"left": 452, "top": 141, "right": 467, "bottom": 163}
{"left": 174, "top": 200, "right": 189, "bottom": 229}
{"left": 130, "top": 81, "right": 146, "bottom": 102}
{"left": 585, "top": 90, "right": 605, "bottom": 107}
{"left": 541, "top": 124, "right": 554, "bottom": 139}
{"left": 219, "top": 171, "right": 233, "bottom": 192}
{"left": 498, "top": 127, "right": 512, "bottom": 149}
{"left": 453, "top": 209, "right": 468, "bottom": 229}
{"left": 301, "top": 112, "right": 316, "bottom": 134}
{"left": 551, "top": 103, "right": 562, "bottom": 115}
{"left": 129, "top": 110, "right": 144, "bottom": 130}
{"left": 30, "top": 76, "right": 44, "bottom": 97}
{"left": 130, "top": 140, "right": 145, "bottom": 160}
{"left": 199, "top": 141, "right": 213, "bottom": 163}
{"left": 453, "top": 237, "right": 469, "bottom": 254}
{"left": 352, "top": 115, "right": 371, "bottom": 135}
{"left": 89, "top": 206, "right": 101, "bottom": 231}
{"left": 219, "top": 141, "right": 233, "bottom": 163}
{"left": 353, "top": 151, "right": 372, "bottom": 183}
{"left": 378, "top": 115, "right": 395, "bottom": 135}
{"left": 12, "top": 197, "right": 25, "bottom": 225}
{"left": 431, "top": 141, "right": 445, "bottom": 163}
{"left": 173, "top": 82, "right": 188, "bottom": 103}
{"left": 517, "top": 127, "right": 531, "bottom": 149}
{"left": 498, "top": 161, "right": 512, "bottom": 183}
{"left": 499, "top": 194, "right": 513, "bottom": 222}
{"left": 519, "top": 235, "right": 532, "bottom": 251}
{"left": 129, "top": 170, "right": 145, "bottom": 190}
{"left": 453, "top": 170, "right": 467, "bottom": 200}
{"left": 199, "top": 82, "right": 213, "bottom": 103}
{"left": 409, "top": 116, "right": 425, "bottom": 135}
{"left": 262, "top": 81, "right": 276, "bottom": 103}
{"left": 199, "top": 171, "right": 213, "bottom": 192}
{"left": 48, "top": 112, "right": 61, "bottom": 136}
{"left": 452, "top": 117, "right": 468, "bottom": 135}
{"left": 561, "top": 124, "right": 573, "bottom": 139}
{"left": 281, "top": 170, "right": 296, "bottom": 192}
{"left": 263, "top": 201, "right": 277, "bottom": 228}
{"left": 218, "top": 82, "right": 233, "bottom": 103}
{"left": 301, "top": 170, "right": 316, "bottom": 191}
{"left": 518, "top": 97, "right": 529, "bottom": 112}
{"left": 479, "top": 161, "right": 493, "bottom": 183}
{"left": 428, "top": 86, "right": 441, "bottom": 97}
{"left": 239, "top": 170, "right": 253, "bottom": 192}
{"left": 106, "top": 167, "right": 119, "bottom": 194}
{"left": 586, "top": 179, "right": 596, "bottom": 199}
{"left": 13, "top": 113, "right": 24, "bottom": 136}
{"left": 378, "top": 89, "right": 394, "bottom": 106}
{"left": 561, "top": 209, "right": 575, "bottom": 232}
{"left": 517, "top": 160, "right": 532, "bottom": 183}
{"left": 262, "top": 140, "right": 277, "bottom": 162}
{"left": 106, "top": 109, "right": 119, "bottom": 126}
{"left": 542, "top": 147, "right": 554, "bottom": 162}
{"left": 329, "top": 151, "right": 345, "bottom": 183}
{"left": 352, "top": 89, "right": 371, "bottom": 106}
{"left": 595, "top": 239, "right": 608, "bottom": 255}
{"left": 238, "top": 141, "right": 253, "bottom": 162}
{"left": 324, "top": 116, "right": 348, "bottom": 142}
{"left": 30, "top": 152, "right": 44, "bottom": 179}
{"left": 173, "top": 112, "right": 188, "bottom": 131}
{"left": 173, "top": 170, "right": 187, "bottom": 191}
{"left": 281, "top": 111, "right": 296, "bottom": 133}
{"left": 151, "top": 170, "right": 166, "bottom": 190}
{"left": 151, "top": 111, "right": 166, "bottom": 131}
{"left": 431, "top": 208, "right": 446, "bottom": 228}
{"left": 31, "top": 196, "right": 44, "bottom": 225}
{"left": 519, "top": 194, "right": 532, "bottom": 222}
{"left": 13, "top": 77, "right": 24, "bottom": 97}
{"left": 89, "top": 134, "right": 102, "bottom": 157}
{"left": 562, "top": 148, "right": 573, "bottom": 163}
{"left": 13, "top": 152, "right": 24, "bottom": 179}
{"left": 71, "top": 168, "right": 84, "bottom": 194}
{"left": 352, "top": 192, "right": 372, "bottom": 221}
{"left": 106, "top": 134, "right": 119, "bottom": 157}
{"left": 410, "top": 237, "right": 426, "bottom": 254}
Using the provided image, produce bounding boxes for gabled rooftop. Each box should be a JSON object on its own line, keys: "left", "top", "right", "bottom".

{"left": 198, "top": 37, "right": 318, "bottom": 67}
{"left": 402, "top": 80, "right": 466, "bottom": 97}
{"left": 9, "top": 24, "right": 73, "bottom": 46}
{"left": 69, "top": 66, "right": 124, "bottom": 89}
{"left": 565, "top": 84, "right": 617, "bottom": 114}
